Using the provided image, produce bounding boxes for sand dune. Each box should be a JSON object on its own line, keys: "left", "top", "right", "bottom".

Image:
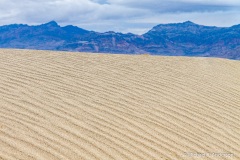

{"left": 0, "top": 49, "right": 239, "bottom": 160}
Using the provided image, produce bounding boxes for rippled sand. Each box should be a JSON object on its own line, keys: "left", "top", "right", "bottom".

{"left": 0, "top": 49, "right": 239, "bottom": 160}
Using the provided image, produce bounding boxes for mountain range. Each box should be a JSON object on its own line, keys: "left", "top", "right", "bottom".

{"left": 1, "top": 21, "right": 240, "bottom": 59}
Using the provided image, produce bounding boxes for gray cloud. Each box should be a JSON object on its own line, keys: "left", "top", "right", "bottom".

{"left": 0, "top": 0, "right": 240, "bottom": 34}
{"left": 108, "top": 0, "right": 239, "bottom": 12}
{"left": 90, "top": 0, "right": 109, "bottom": 4}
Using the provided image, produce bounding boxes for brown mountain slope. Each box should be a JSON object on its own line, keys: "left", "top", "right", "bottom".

{"left": 0, "top": 49, "right": 240, "bottom": 160}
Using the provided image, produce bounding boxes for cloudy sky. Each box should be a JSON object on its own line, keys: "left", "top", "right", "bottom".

{"left": 0, "top": 0, "right": 240, "bottom": 34}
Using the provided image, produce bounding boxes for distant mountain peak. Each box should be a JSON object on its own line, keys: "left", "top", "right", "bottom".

{"left": 42, "top": 21, "right": 59, "bottom": 27}
{"left": 153, "top": 21, "right": 198, "bottom": 27}
{"left": 147, "top": 21, "right": 207, "bottom": 33}
{"left": 179, "top": 21, "right": 202, "bottom": 27}
{"left": 182, "top": 21, "right": 197, "bottom": 25}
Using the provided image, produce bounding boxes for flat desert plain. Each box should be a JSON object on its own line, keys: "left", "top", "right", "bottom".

{"left": 0, "top": 49, "right": 240, "bottom": 160}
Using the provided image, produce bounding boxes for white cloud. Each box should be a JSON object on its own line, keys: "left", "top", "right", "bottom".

{"left": 0, "top": 0, "right": 240, "bottom": 34}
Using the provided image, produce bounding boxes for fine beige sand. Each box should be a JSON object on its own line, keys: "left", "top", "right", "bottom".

{"left": 0, "top": 49, "right": 239, "bottom": 160}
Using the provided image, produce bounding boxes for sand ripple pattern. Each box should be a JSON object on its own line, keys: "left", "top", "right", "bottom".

{"left": 0, "top": 49, "right": 240, "bottom": 160}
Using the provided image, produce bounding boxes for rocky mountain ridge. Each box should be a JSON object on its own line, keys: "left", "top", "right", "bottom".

{"left": 0, "top": 21, "right": 240, "bottom": 59}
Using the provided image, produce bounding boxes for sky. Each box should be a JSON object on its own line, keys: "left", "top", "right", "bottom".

{"left": 0, "top": 0, "right": 240, "bottom": 34}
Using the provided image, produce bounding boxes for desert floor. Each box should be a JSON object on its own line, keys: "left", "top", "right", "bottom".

{"left": 0, "top": 49, "right": 240, "bottom": 160}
